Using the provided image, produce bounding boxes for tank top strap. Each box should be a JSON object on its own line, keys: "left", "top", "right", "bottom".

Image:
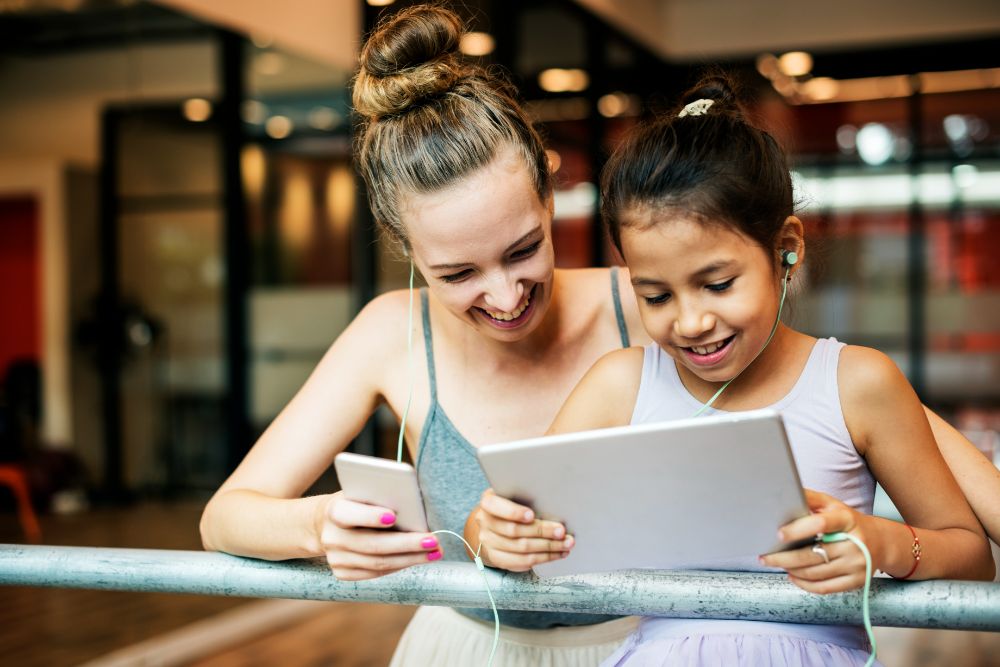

{"left": 610, "top": 265, "right": 631, "bottom": 348}
{"left": 420, "top": 288, "right": 438, "bottom": 402}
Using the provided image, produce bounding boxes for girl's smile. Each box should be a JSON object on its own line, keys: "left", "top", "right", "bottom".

{"left": 680, "top": 333, "right": 736, "bottom": 367}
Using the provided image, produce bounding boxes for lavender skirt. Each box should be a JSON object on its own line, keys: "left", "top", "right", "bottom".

{"left": 601, "top": 618, "right": 882, "bottom": 667}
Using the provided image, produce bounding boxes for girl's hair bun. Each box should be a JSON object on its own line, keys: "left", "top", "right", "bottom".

{"left": 678, "top": 72, "right": 743, "bottom": 118}
{"left": 354, "top": 6, "right": 466, "bottom": 119}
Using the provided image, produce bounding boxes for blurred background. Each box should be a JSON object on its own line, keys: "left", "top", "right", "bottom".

{"left": 0, "top": 0, "right": 998, "bottom": 665}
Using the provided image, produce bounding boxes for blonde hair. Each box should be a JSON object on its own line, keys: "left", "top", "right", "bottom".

{"left": 353, "top": 4, "right": 551, "bottom": 247}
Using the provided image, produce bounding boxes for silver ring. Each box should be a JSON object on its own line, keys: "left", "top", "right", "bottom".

{"left": 812, "top": 544, "right": 830, "bottom": 565}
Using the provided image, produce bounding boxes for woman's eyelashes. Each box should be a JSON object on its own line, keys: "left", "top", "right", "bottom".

{"left": 437, "top": 242, "right": 542, "bottom": 284}
{"left": 510, "top": 240, "right": 542, "bottom": 260}
{"left": 440, "top": 269, "right": 473, "bottom": 284}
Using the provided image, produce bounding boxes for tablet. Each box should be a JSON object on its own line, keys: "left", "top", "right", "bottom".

{"left": 476, "top": 409, "right": 811, "bottom": 577}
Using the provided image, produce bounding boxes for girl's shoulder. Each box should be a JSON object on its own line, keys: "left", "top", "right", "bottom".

{"left": 837, "top": 344, "right": 916, "bottom": 453}
{"left": 549, "top": 346, "right": 645, "bottom": 434}
{"left": 837, "top": 344, "right": 910, "bottom": 400}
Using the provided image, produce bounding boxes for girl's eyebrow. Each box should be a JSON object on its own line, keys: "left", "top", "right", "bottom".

{"left": 428, "top": 228, "right": 543, "bottom": 271}
{"left": 631, "top": 260, "right": 737, "bottom": 287}
{"left": 690, "top": 260, "right": 737, "bottom": 279}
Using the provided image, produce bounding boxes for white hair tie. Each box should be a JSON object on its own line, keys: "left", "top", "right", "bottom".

{"left": 678, "top": 98, "right": 714, "bottom": 118}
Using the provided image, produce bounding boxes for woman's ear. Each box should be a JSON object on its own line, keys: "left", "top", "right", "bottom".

{"left": 778, "top": 216, "right": 805, "bottom": 274}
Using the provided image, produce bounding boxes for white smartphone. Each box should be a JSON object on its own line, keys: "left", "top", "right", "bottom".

{"left": 333, "top": 452, "right": 429, "bottom": 532}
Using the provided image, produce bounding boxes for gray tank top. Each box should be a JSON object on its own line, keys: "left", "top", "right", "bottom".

{"left": 415, "top": 267, "right": 631, "bottom": 629}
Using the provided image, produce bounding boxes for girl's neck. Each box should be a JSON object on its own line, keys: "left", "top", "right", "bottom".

{"left": 676, "top": 325, "right": 814, "bottom": 411}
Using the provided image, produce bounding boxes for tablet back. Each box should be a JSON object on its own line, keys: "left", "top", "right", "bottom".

{"left": 477, "top": 409, "right": 810, "bottom": 577}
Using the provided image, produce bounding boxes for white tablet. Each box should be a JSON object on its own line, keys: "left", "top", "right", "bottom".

{"left": 476, "top": 409, "right": 811, "bottom": 577}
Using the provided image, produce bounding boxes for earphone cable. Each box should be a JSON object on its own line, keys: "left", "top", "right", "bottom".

{"left": 692, "top": 263, "right": 791, "bottom": 417}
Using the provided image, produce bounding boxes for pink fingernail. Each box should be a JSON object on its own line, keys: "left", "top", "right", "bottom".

{"left": 421, "top": 537, "right": 438, "bottom": 549}
{"left": 524, "top": 510, "right": 534, "bottom": 522}
{"left": 427, "top": 550, "right": 443, "bottom": 561}
{"left": 380, "top": 512, "right": 396, "bottom": 525}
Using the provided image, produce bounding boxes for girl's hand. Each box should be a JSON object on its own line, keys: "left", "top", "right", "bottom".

{"left": 471, "top": 488, "right": 575, "bottom": 572}
{"left": 760, "top": 489, "right": 881, "bottom": 594}
{"left": 318, "top": 491, "right": 443, "bottom": 581}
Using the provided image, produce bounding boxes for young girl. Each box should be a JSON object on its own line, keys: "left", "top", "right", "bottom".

{"left": 510, "top": 76, "right": 994, "bottom": 666}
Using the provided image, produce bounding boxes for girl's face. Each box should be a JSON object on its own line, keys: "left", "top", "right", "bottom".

{"left": 403, "top": 148, "right": 555, "bottom": 343}
{"left": 621, "top": 213, "right": 791, "bottom": 385}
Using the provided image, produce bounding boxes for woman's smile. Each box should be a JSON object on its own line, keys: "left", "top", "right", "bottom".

{"left": 475, "top": 284, "right": 538, "bottom": 329}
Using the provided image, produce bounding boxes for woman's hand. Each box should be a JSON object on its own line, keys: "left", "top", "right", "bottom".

{"left": 470, "top": 488, "right": 575, "bottom": 572}
{"left": 318, "top": 491, "right": 443, "bottom": 581}
{"left": 760, "top": 489, "right": 881, "bottom": 594}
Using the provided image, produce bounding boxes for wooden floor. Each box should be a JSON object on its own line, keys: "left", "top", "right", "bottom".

{"left": 1, "top": 503, "right": 997, "bottom": 666}
{"left": 0, "top": 501, "right": 412, "bottom": 667}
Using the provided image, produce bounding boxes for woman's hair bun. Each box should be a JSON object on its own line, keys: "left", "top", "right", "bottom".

{"left": 354, "top": 6, "right": 466, "bottom": 118}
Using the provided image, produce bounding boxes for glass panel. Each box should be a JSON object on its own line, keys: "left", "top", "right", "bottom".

{"left": 241, "top": 43, "right": 358, "bottom": 443}
{"left": 116, "top": 110, "right": 226, "bottom": 492}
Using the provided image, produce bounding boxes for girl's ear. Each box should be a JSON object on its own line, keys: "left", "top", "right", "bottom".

{"left": 778, "top": 216, "right": 805, "bottom": 274}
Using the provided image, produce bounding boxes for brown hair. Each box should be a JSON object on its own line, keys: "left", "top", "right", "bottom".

{"left": 601, "top": 73, "right": 794, "bottom": 265}
{"left": 353, "top": 4, "right": 551, "bottom": 247}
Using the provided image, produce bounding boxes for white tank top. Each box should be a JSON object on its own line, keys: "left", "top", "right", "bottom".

{"left": 629, "top": 337, "right": 876, "bottom": 652}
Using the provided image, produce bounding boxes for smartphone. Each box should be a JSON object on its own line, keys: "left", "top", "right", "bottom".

{"left": 333, "top": 452, "right": 429, "bottom": 532}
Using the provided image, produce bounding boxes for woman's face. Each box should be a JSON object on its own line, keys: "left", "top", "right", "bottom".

{"left": 403, "top": 148, "right": 555, "bottom": 343}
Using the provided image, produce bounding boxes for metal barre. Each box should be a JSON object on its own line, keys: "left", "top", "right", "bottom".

{"left": 1, "top": 544, "right": 998, "bottom": 631}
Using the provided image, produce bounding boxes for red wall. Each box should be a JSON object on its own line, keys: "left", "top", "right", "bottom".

{"left": 0, "top": 197, "right": 41, "bottom": 381}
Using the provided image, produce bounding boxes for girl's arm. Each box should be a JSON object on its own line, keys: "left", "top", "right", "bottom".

{"left": 924, "top": 406, "right": 1000, "bottom": 545}
{"left": 200, "top": 292, "right": 441, "bottom": 580}
{"left": 465, "top": 348, "right": 644, "bottom": 570}
{"left": 765, "top": 346, "right": 994, "bottom": 591}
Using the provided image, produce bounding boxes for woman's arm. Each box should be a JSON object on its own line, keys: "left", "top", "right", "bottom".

{"left": 924, "top": 406, "right": 1000, "bottom": 545}
{"left": 465, "top": 348, "right": 644, "bottom": 570}
{"left": 765, "top": 346, "right": 994, "bottom": 590}
{"left": 200, "top": 292, "right": 441, "bottom": 579}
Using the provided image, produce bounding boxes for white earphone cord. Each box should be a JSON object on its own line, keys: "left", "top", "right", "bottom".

{"left": 397, "top": 261, "right": 501, "bottom": 667}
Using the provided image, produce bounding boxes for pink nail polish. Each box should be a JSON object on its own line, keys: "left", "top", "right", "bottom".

{"left": 427, "top": 550, "right": 443, "bottom": 561}
{"left": 421, "top": 537, "right": 438, "bottom": 549}
{"left": 380, "top": 512, "right": 396, "bottom": 525}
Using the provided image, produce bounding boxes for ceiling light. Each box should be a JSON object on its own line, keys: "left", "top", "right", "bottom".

{"left": 538, "top": 68, "right": 589, "bottom": 93}
{"left": 265, "top": 116, "right": 293, "bottom": 140}
{"left": 182, "top": 98, "right": 212, "bottom": 122}
{"left": 460, "top": 32, "right": 495, "bottom": 57}
{"left": 778, "top": 51, "right": 813, "bottom": 78}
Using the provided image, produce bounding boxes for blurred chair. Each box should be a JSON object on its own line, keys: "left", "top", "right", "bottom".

{"left": 0, "top": 463, "right": 42, "bottom": 543}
